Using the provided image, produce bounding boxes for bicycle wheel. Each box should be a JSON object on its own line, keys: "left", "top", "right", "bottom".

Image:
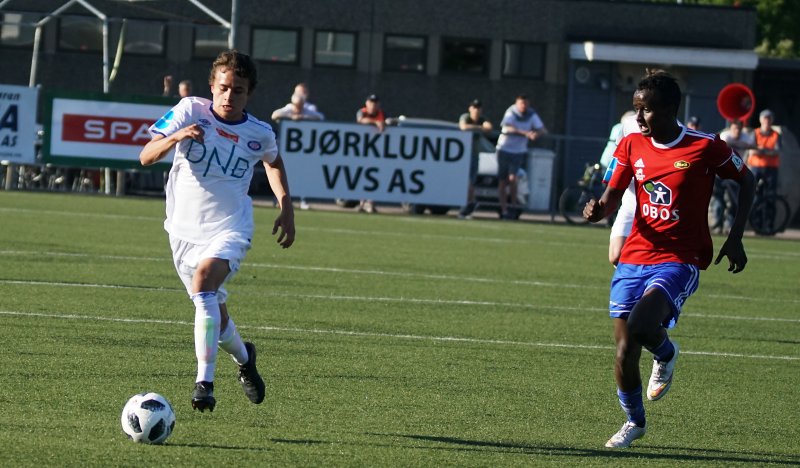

{"left": 749, "top": 195, "right": 791, "bottom": 236}
{"left": 559, "top": 186, "right": 591, "bottom": 225}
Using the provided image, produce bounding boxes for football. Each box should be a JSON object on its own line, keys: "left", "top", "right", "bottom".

{"left": 120, "top": 392, "right": 176, "bottom": 444}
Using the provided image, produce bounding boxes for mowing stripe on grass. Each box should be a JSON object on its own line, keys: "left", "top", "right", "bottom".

{"left": 0, "top": 309, "right": 797, "bottom": 361}
{"left": 1, "top": 278, "right": 799, "bottom": 323}
{"left": 5, "top": 250, "right": 800, "bottom": 302}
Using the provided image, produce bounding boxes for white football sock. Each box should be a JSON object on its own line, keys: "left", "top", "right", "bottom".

{"left": 192, "top": 291, "right": 220, "bottom": 383}
{"left": 218, "top": 315, "right": 249, "bottom": 366}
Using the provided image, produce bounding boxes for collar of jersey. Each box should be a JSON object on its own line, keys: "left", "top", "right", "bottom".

{"left": 650, "top": 125, "right": 686, "bottom": 149}
{"left": 209, "top": 104, "right": 249, "bottom": 125}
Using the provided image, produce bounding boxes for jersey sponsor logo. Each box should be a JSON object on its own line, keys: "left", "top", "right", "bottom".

{"left": 198, "top": 119, "right": 212, "bottom": 127}
{"left": 641, "top": 180, "right": 679, "bottom": 221}
{"left": 643, "top": 181, "right": 671, "bottom": 205}
{"left": 674, "top": 160, "right": 690, "bottom": 169}
{"left": 731, "top": 153, "right": 744, "bottom": 171}
{"left": 635, "top": 168, "right": 645, "bottom": 181}
{"left": 634, "top": 158, "right": 646, "bottom": 168}
{"left": 248, "top": 140, "right": 262, "bottom": 151}
{"left": 216, "top": 127, "right": 239, "bottom": 143}
{"left": 154, "top": 110, "right": 174, "bottom": 130}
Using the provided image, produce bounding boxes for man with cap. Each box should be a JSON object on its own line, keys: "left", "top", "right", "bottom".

{"left": 748, "top": 109, "right": 781, "bottom": 195}
{"left": 357, "top": 94, "right": 386, "bottom": 132}
{"left": 458, "top": 99, "right": 493, "bottom": 219}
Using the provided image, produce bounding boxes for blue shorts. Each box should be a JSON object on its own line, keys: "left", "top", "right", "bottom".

{"left": 609, "top": 262, "right": 699, "bottom": 329}
{"left": 497, "top": 150, "right": 525, "bottom": 179}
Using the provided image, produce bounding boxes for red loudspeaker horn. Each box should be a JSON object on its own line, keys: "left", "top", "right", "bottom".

{"left": 717, "top": 83, "right": 755, "bottom": 123}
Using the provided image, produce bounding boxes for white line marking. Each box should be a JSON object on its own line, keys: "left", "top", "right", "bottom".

{"left": 0, "top": 310, "right": 796, "bottom": 361}
{"left": 1, "top": 278, "right": 798, "bottom": 323}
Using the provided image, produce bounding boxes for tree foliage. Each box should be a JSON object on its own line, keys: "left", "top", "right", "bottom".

{"left": 641, "top": 0, "right": 800, "bottom": 58}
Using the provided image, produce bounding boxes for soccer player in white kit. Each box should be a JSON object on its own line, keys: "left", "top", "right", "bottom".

{"left": 139, "top": 50, "right": 295, "bottom": 412}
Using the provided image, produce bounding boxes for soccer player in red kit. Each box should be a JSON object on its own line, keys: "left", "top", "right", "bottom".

{"left": 584, "top": 70, "right": 755, "bottom": 448}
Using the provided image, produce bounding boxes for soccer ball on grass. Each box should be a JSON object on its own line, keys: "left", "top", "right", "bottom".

{"left": 120, "top": 392, "right": 176, "bottom": 444}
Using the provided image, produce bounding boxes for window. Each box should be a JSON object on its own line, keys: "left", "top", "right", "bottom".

{"left": 314, "top": 30, "right": 355, "bottom": 67}
{"left": 122, "top": 20, "right": 165, "bottom": 56}
{"left": 383, "top": 35, "right": 426, "bottom": 73}
{"left": 194, "top": 24, "right": 228, "bottom": 58}
{"left": 252, "top": 27, "right": 299, "bottom": 64}
{"left": 441, "top": 38, "right": 489, "bottom": 75}
{"left": 503, "top": 41, "right": 545, "bottom": 79}
{"left": 59, "top": 15, "right": 102, "bottom": 52}
{"left": 1, "top": 12, "right": 38, "bottom": 47}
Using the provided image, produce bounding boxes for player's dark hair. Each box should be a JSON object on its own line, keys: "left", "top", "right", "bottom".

{"left": 209, "top": 49, "right": 258, "bottom": 92}
{"left": 637, "top": 69, "right": 681, "bottom": 113}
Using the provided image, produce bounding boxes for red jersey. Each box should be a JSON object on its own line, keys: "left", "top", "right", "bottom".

{"left": 609, "top": 127, "right": 746, "bottom": 269}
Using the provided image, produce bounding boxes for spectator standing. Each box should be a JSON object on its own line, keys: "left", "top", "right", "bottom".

{"left": 495, "top": 94, "right": 547, "bottom": 219}
{"left": 356, "top": 94, "right": 386, "bottom": 213}
{"left": 271, "top": 92, "right": 324, "bottom": 210}
{"left": 717, "top": 120, "right": 755, "bottom": 233}
{"left": 271, "top": 93, "right": 324, "bottom": 122}
{"left": 163, "top": 75, "right": 193, "bottom": 98}
{"left": 686, "top": 115, "right": 701, "bottom": 131}
{"left": 748, "top": 109, "right": 781, "bottom": 194}
{"left": 458, "top": 99, "right": 493, "bottom": 219}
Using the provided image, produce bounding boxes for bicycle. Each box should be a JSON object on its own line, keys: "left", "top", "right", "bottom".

{"left": 559, "top": 163, "right": 605, "bottom": 225}
{"left": 749, "top": 177, "right": 791, "bottom": 236}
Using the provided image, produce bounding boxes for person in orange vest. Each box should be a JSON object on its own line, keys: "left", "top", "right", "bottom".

{"left": 748, "top": 109, "right": 781, "bottom": 194}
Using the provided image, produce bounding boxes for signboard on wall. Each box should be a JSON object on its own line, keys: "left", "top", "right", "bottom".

{"left": 44, "top": 92, "right": 174, "bottom": 169}
{"left": 0, "top": 84, "right": 39, "bottom": 164}
{"left": 279, "top": 121, "right": 472, "bottom": 206}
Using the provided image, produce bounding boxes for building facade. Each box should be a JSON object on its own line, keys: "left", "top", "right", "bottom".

{"left": 0, "top": 0, "right": 759, "bottom": 187}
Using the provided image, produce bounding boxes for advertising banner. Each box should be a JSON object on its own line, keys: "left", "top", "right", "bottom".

{"left": 279, "top": 121, "right": 472, "bottom": 206}
{"left": 0, "top": 84, "right": 38, "bottom": 164}
{"left": 44, "top": 92, "right": 173, "bottom": 169}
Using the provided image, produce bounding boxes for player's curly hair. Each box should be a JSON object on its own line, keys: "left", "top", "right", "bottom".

{"left": 637, "top": 68, "right": 681, "bottom": 112}
{"left": 208, "top": 49, "right": 258, "bottom": 92}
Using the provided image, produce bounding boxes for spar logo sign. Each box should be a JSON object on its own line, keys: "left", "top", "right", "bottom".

{"left": 45, "top": 93, "right": 173, "bottom": 168}
{"left": 279, "top": 121, "right": 472, "bottom": 206}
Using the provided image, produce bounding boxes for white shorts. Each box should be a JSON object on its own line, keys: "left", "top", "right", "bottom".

{"left": 610, "top": 182, "right": 636, "bottom": 238}
{"left": 169, "top": 231, "right": 251, "bottom": 304}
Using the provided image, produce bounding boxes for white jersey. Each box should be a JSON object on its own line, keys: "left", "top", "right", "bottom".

{"left": 610, "top": 115, "right": 641, "bottom": 238}
{"left": 149, "top": 97, "right": 279, "bottom": 244}
{"left": 496, "top": 105, "right": 545, "bottom": 154}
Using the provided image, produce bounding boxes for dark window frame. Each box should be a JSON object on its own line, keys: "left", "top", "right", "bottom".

{"left": 440, "top": 36, "right": 490, "bottom": 76}
{"left": 312, "top": 29, "right": 357, "bottom": 69}
{"left": 250, "top": 26, "right": 301, "bottom": 65}
{"left": 192, "top": 23, "right": 229, "bottom": 59}
{"left": 57, "top": 14, "right": 104, "bottom": 53}
{"left": 382, "top": 33, "right": 427, "bottom": 74}
{"left": 0, "top": 11, "right": 40, "bottom": 49}
{"left": 502, "top": 40, "right": 546, "bottom": 80}
{"left": 118, "top": 18, "right": 166, "bottom": 57}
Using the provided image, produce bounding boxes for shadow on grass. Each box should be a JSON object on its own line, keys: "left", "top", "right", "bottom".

{"left": 372, "top": 433, "right": 800, "bottom": 465}
{"left": 168, "top": 442, "right": 271, "bottom": 451}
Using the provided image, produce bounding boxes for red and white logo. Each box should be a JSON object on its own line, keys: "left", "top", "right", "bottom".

{"left": 216, "top": 127, "right": 239, "bottom": 143}
{"left": 62, "top": 114, "right": 152, "bottom": 145}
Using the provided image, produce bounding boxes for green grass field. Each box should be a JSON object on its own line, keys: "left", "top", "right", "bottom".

{"left": 0, "top": 191, "right": 798, "bottom": 467}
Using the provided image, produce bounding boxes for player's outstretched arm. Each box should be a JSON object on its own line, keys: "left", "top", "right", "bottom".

{"left": 139, "top": 124, "right": 204, "bottom": 166}
{"left": 264, "top": 154, "right": 295, "bottom": 249}
{"left": 714, "top": 168, "right": 755, "bottom": 273}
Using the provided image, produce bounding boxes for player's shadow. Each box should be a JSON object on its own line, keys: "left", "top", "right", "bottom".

{"left": 371, "top": 433, "right": 800, "bottom": 465}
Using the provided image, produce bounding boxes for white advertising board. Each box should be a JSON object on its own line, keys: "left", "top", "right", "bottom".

{"left": 45, "top": 93, "right": 173, "bottom": 168}
{"left": 279, "top": 121, "right": 472, "bottom": 206}
{"left": 0, "top": 84, "right": 38, "bottom": 164}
